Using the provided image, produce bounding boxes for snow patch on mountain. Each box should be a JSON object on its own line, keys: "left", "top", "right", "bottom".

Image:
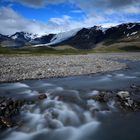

{"left": 11, "top": 32, "right": 38, "bottom": 41}
{"left": 127, "top": 33, "right": 130, "bottom": 37}
{"left": 127, "top": 24, "right": 136, "bottom": 29}
{"left": 34, "top": 28, "right": 81, "bottom": 47}
{"left": 131, "top": 31, "right": 138, "bottom": 35}
{"left": 11, "top": 34, "right": 18, "bottom": 40}
{"left": 47, "top": 28, "right": 81, "bottom": 45}
{"left": 101, "top": 28, "right": 108, "bottom": 33}
{"left": 89, "top": 26, "right": 108, "bottom": 33}
{"left": 25, "top": 33, "right": 38, "bottom": 40}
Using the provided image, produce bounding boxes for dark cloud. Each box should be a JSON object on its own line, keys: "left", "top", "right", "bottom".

{"left": 10, "top": 0, "right": 65, "bottom": 8}
{"left": 10, "top": 0, "right": 43, "bottom": 7}
{"left": 73, "top": 0, "right": 139, "bottom": 11}
{"left": 107, "top": 0, "right": 138, "bottom": 8}
{"left": 9, "top": 0, "right": 140, "bottom": 15}
{"left": 8, "top": 0, "right": 140, "bottom": 13}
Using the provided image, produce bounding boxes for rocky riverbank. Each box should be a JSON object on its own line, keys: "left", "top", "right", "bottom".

{"left": 0, "top": 53, "right": 140, "bottom": 82}
{"left": 0, "top": 94, "right": 47, "bottom": 129}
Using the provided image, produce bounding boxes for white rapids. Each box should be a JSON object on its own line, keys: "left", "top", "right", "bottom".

{"left": 1, "top": 82, "right": 103, "bottom": 140}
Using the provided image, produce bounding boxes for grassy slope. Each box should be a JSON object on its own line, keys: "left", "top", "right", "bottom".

{"left": 0, "top": 46, "right": 92, "bottom": 55}
{"left": 94, "top": 34, "right": 140, "bottom": 53}
{"left": 0, "top": 46, "right": 140, "bottom": 55}
{"left": 0, "top": 39, "right": 140, "bottom": 55}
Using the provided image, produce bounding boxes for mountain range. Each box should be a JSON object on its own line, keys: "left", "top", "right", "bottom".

{"left": 0, "top": 22, "right": 140, "bottom": 50}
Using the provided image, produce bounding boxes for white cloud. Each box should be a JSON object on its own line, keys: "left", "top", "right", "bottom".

{"left": 123, "top": 6, "right": 140, "bottom": 14}
{"left": 0, "top": 7, "right": 54, "bottom": 35}
{"left": 71, "top": 10, "right": 83, "bottom": 13}
{"left": 48, "top": 14, "right": 109, "bottom": 32}
{"left": 0, "top": 7, "right": 75, "bottom": 35}
{"left": 49, "top": 15, "right": 71, "bottom": 25}
{"left": 0, "top": 7, "right": 108, "bottom": 35}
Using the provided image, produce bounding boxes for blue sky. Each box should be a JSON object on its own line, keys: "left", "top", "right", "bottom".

{"left": 6, "top": 2, "right": 85, "bottom": 22}
{"left": 0, "top": 0, "right": 140, "bottom": 35}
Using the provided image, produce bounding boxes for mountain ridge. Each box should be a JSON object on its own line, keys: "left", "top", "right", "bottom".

{"left": 0, "top": 22, "right": 140, "bottom": 49}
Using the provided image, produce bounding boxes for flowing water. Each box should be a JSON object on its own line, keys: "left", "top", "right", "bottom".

{"left": 0, "top": 60, "right": 140, "bottom": 140}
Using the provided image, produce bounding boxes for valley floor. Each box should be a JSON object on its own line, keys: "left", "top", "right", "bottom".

{"left": 0, "top": 53, "right": 140, "bottom": 82}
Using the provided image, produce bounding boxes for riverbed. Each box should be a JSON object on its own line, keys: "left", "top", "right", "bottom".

{"left": 2, "top": 53, "right": 140, "bottom": 82}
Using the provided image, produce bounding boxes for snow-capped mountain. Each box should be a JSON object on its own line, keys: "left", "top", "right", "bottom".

{"left": 0, "top": 32, "right": 39, "bottom": 48}
{"left": 0, "top": 22, "right": 140, "bottom": 49}
{"left": 60, "top": 26, "right": 105, "bottom": 49}
{"left": 53, "top": 22, "right": 140, "bottom": 49}
{"left": 10, "top": 32, "right": 38, "bottom": 42}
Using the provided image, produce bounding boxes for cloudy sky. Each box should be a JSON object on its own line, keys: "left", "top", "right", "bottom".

{"left": 0, "top": 0, "right": 140, "bottom": 35}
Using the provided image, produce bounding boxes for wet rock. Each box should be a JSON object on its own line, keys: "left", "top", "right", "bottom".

{"left": 126, "top": 99, "right": 134, "bottom": 107}
{"left": 89, "top": 90, "right": 140, "bottom": 112}
{"left": 117, "top": 91, "right": 130, "bottom": 99}
{"left": 92, "top": 92, "right": 110, "bottom": 102}
{"left": 116, "top": 91, "right": 139, "bottom": 111}
{"left": 0, "top": 117, "right": 13, "bottom": 128}
{"left": 118, "top": 100, "right": 137, "bottom": 111}
{"left": 0, "top": 97, "right": 24, "bottom": 130}
{"left": 38, "top": 94, "right": 47, "bottom": 100}
{"left": 136, "top": 101, "right": 140, "bottom": 110}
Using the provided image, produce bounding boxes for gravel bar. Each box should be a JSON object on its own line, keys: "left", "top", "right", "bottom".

{"left": 0, "top": 53, "right": 140, "bottom": 82}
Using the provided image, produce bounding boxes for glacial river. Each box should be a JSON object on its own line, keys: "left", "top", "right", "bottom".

{"left": 0, "top": 60, "right": 140, "bottom": 140}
